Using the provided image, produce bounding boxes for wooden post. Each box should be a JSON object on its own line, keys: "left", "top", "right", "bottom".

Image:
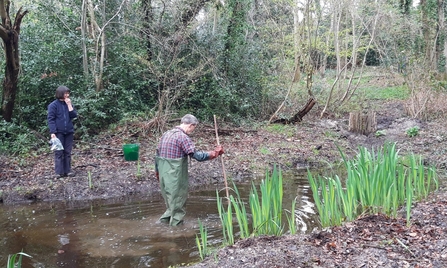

{"left": 348, "top": 111, "right": 377, "bottom": 135}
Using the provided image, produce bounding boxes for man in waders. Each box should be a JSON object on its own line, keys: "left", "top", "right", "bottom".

{"left": 155, "top": 114, "right": 224, "bottom": 226}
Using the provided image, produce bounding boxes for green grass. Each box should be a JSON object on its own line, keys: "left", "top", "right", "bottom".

{"left": 265, "top": 124, "right": 296, "bottom": 137}
{"left": 324, "top": 130, "right": 340, "bottom": 139}
{"left": 361, "top": 85, "right": 410, "bottom": 100}
{"left": 259, "top": 146, "right": 271, "bottom": 155}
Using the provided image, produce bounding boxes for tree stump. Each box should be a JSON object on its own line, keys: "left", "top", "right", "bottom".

{"left": 348, "top": 111, "right": 376, "bottom": 135}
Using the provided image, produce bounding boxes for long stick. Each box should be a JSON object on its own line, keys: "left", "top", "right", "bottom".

{"left": 214, "top": 115, "right": 229, "bottom": 203}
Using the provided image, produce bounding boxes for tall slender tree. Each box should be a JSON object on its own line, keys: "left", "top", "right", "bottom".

{"left": 435, "top": 0, "right": 446, "bottom": 73}
{"left": 400, "top": 0, "right": 412, "bottom": 14}
{"left": 141, "top": 0, "right": 153, "bottom": 61}
{"left": 0, "top": 0, "right": 28, "bottom": 122}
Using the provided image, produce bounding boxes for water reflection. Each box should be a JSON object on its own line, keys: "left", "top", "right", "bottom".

{"left": 0, "top": 171, "right": 319, "bottom": 267}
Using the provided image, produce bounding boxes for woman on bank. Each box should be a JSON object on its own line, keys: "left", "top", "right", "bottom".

{"left": 47, "top": 86, "right": 77, "bottom": 177}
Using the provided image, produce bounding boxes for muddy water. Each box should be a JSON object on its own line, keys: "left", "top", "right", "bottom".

{"left": 0, "top": 172, "right": 319, "bottom": 267}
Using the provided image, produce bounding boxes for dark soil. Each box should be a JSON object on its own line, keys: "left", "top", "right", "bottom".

{"left": 1, "top": 99, "right": 447, "bottom": 267}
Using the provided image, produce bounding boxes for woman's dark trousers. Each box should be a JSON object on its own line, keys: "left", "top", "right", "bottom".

{"left": 54, "top": 133, "right": 74, "bottom": 175}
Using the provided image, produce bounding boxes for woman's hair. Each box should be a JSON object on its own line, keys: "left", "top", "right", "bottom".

{"left": 181, "top": 114, "right": 199, "bottom": 125}
{"left": 55, "top": 86, "right": 70, "bottom": 99}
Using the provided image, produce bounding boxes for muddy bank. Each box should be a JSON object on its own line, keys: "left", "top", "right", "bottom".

{"left": 181, "top": 101, "right": 447, "bottom": 268}
{"left": 185, "top": 185, "right": 447, "bottom": 268}
{"left": 2, "top": 100, "right": 447, "bottom": 267}
{"left": 0, "top": 116, "right": 339, "bottom": 204}
{"left": 1, "top": 100, "right": 446, "bottom": 206}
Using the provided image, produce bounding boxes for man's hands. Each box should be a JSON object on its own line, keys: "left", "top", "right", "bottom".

{"left": 215, "top": 145, "right": 224, "bottom": 156}
{"left": 208, "top": 145, "right": 225, "bottom": 160}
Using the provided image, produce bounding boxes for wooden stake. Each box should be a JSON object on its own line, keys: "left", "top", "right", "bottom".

{"left": 214, "top": 115, "right": 229, "bottom": 203}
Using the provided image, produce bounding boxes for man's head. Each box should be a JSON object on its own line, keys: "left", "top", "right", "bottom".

{"left": 180, "top": 114, "right": 198, "bottom": 134}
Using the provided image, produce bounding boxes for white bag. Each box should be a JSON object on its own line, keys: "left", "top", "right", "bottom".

{"left": 50, "top": 137, "right": 64, "bottom": 151}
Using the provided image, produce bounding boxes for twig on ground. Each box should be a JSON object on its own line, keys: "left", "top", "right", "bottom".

{"left": 395, "top": 238, "right": 416, "bottom": 258}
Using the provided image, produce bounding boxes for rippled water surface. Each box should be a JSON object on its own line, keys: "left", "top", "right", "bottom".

{"left": 0, "top": 171, "right": 319, "bottom": 267}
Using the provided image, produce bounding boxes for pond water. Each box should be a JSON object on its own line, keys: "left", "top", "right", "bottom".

{"left": 0, "top": 171, "right": 319, "bottom": 268}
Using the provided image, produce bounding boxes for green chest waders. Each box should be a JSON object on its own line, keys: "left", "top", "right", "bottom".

{"left": 156, "top": 156, "right": 189, "bottom": 225}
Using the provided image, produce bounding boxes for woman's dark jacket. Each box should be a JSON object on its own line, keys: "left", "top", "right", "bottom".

{"left": 47, "top": 100, "right": 78, "bottom": 135}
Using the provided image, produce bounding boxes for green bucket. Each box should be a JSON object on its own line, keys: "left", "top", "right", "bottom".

{"left": 122, "top": 144, "right": 139, "bottom": 161}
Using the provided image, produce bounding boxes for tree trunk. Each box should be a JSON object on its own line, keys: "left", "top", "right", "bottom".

{"left": 142, "top": 0, "right": 153, "bottom": 61}
{"left": 421, "top": 0, "right": 434, "bottom": 69}
{"left": 435, "top": 0, "right": 445, "bottom": 74}
{"left": 85, "top": 0, "right": 125, "bottom": 92}
{"left": 334, "top": 1, "right": 342, "bottom": 87}
{"left": 81, "top": 0, "right": 89, "bottom": 77}
{"left": 400, "top": 0, "right": 411, "bottom": 15}
{"left": 0, "top": 3, "right": 28, "bottom": 122}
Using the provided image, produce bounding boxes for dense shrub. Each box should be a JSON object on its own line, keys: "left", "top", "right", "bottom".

{"left": 0, "top": 120, "right": 45, "bottom": 156}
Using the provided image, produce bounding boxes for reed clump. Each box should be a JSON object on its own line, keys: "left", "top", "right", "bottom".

{"left": 216, "top": 166, "right": 295, "bottom": 245}
{"left": 7, "top": 252, "right": 31, "bottom": 268}
{"left": 195, "top": 219, "right": 210, "bottom": 260}
{"left": 308, "top": 142, "right": 438, "bottom": 227}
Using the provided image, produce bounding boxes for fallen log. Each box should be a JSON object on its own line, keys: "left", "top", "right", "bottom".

{"left": 271, "top": 97, "right": 316, "bottom": 124}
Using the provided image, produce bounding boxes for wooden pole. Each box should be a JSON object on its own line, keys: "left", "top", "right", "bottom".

{"left": 214, "top": 115, "right": 229, "bottom": 203}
